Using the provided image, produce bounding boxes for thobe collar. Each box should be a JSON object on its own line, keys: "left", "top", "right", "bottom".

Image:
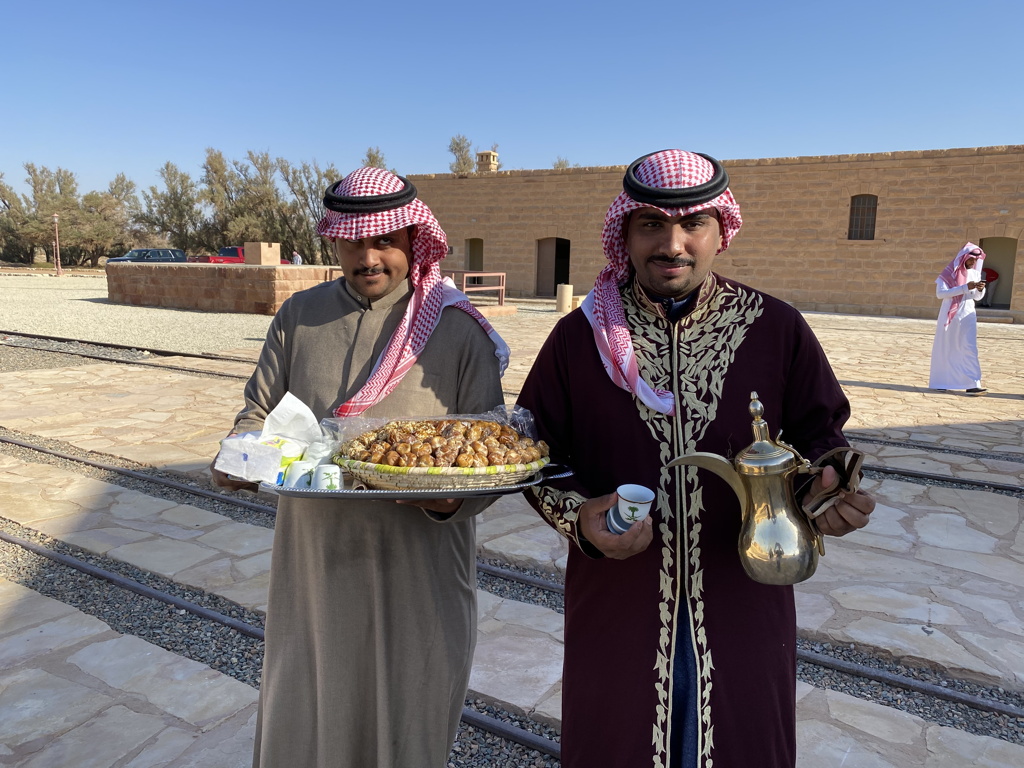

{"left": 341, "top": 277, "right": 413, "bottom": 311}
{"left": 630, "top": 275, "right": 715, "bottom": 322}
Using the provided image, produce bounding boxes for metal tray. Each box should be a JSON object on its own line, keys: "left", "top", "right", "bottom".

{"left": 263, "top": 464, "right": 574, "bottom": 500}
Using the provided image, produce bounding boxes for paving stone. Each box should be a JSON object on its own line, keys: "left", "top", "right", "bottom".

{"left": 61, "top": 525, "right": 154, "bottom": 553}
{"left": 195, "top": 522, "right": 274, "bottom": 557}
{"left": 105, "top": 539, "right": 219, "bottom": 577}
{"left": 837, "top": 617, "right": 1001, "bottom": 681}
{"left": 0, "top": 612, "right": 112, "bottom": 669}
{"left": 0, "top": 585, "right": 78, "bottom": 636}
{"left": 17, "top": 704, "right": 167, "bottom": 768}
{"left": 829, "top": 585, "right": 967, "bottom": 625}
{"left": 825, "top": 689, "right": 924, "bottom": 745}
{"left": 121, "top": 727, "right": 197, "bottom": 768}
{"left": 925, "top": 724, "right": 1024, "bottom": 767}
{"left": 470, "top": 633, "right": 564, "bottom": 714}
{"left": 0, "top": 667, "right": 114, "bottom": 748}
{"left": 67, "top": 636, "right": 258, "bottom": 730}
{"left": 915, "top": 546, "right": 1024, "bottom": 588}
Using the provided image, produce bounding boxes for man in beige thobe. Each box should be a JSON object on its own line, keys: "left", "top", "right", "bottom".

{"left": 211, "top": 167, "right": 508, "bottom": 768}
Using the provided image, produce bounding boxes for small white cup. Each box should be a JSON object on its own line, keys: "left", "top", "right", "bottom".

{"left": 282, "top": 460, "right": 318, "bottom": 489}
{"left": 312, "top": 464, "right": 343, "bottom": 491}
{"left": 607, "top": 484, "right": 655, "bottom": 534}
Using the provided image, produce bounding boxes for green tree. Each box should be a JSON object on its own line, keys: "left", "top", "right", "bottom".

{"left": 0, "top": 172, "right": 30, "bottom": 262}
{"left": 138, "top": 162, "right": 207, "bottom": 253}
{"left": 277, "top": 157, "right": 341, "bottom": 265}
{"left": 448, "top": 134, "right": 474, "bottom": 175}
{"left": 361, "top": 147, "right": 388, "bottom": 169}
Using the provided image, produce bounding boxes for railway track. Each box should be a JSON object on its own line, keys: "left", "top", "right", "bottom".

{"left": 1, "top": 431, "right": 1022, "bottom": 737}
{"left": 2, "top": 331, "right": 1023, "bottom": 757}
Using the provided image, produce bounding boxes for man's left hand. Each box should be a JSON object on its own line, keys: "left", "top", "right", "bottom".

{"left": 806, "top": 464, "right": 875, "bottom": 537}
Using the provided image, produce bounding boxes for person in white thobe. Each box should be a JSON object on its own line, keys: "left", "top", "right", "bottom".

{"left": 929, "top": 242, "right": 987, "bottom": 394}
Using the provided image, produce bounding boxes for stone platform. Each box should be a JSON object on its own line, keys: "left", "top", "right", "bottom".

{"left": 0, "top": 294, "right": 1022, "bottom": 766}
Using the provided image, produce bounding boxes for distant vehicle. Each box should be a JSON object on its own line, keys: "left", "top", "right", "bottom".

{"left": 107, "top": 248, "right": 187, "bottom": 263}
{"left": 187, "top": 246, "right": 290, "bottom": 265}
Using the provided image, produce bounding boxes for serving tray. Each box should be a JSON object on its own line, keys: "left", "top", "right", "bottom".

{"left": 263, "top": 464, "right": 573, "bottom": 500}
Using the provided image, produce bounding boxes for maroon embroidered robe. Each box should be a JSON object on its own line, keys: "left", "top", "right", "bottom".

{"left": 518, "top": 274, "right": 850, "bottom": 768}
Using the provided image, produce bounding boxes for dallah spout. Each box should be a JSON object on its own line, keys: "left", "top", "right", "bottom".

{"left": 666, "top": 452, "right": 749, "bottom": 512}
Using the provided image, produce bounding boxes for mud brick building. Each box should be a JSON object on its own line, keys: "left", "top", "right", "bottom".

{"left": 412, "top": 145, "right": 1023, "bottom": 322}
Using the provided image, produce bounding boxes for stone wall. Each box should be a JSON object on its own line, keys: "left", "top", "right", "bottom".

{"left": 106, "top": 263, "right": 343, "bottom": 315}
{"left": 412, "top": 145, "right": 1024, "bottom": 321}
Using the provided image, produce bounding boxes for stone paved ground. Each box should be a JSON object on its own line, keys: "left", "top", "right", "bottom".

{"left": 0, "top": 277, "right": 1022, "bottom": 766}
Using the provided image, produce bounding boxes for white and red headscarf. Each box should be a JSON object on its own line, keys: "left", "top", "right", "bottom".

{"left": 581, "top": 150, "right": 743, "bottom": 416}
{"left": 317, "top": 167, "right": 509, "bottom": 417}
{"left": 937, "top": 242, "right": 986, "bottom": 328}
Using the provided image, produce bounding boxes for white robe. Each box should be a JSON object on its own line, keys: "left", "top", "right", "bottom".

{"left": 928, "top": 267, "right": 985, "bottom": 390}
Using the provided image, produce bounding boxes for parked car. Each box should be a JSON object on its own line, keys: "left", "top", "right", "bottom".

{"left": 187, "top": 246, "right": 290, "bottom": 264}
{"left": 107, "top": 248, "right": 187, "bottom": 263}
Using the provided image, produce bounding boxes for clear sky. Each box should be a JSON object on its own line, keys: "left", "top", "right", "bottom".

{"left": 2, "top": 0, "right": 1021, "bottom": 199}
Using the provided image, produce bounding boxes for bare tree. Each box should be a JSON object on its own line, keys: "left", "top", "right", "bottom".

{"left": 448, "top": 135, "right": 474, "bottom": 175}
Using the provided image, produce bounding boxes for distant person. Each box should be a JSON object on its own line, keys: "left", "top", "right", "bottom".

{"left": 929, "top": 243, "right": 987, "bottom": 395}
{"left": 291, "top": 250, "right": 303, "bottom": 265}
{"left": 211, "top": 167, "right": 508, "bottom": 768}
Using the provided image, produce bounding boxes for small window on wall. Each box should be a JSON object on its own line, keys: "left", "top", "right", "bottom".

{"left": 848, "top": 195, "right": 877, "bottom": 240}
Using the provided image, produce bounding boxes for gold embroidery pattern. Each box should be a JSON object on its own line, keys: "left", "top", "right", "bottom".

{"left": 624, "top": 278, "right": 763, "bottom": 766}
{"left": 528, "top": 485, "right": 587, "bottom": 549}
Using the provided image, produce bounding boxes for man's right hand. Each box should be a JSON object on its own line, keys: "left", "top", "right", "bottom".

{"left": 209, "top": 460, "right": 259, "bottom": 492}
{"left": 578, "top": 492, "right": 654, "bottom": 560}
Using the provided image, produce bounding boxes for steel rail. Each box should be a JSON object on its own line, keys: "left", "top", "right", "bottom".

{"left": 0, "top": 329, "right": 258, "bottom": 363}
{"left": 3, "top": 525, "right": 1020, "bottom": 730}
{"left": 862, "top": 464, "right": 1022, "bottom": 494}
{"left": 0, "top": 529, "right": 562, "bottom": 758}
{"left": 0, "top": 340, "right": 252, "bottom": 379}
{"left": 4, "top": 434, "right": 1024, "bottom": 723}
{"left": 851, "top": 434, "right": 1024, "bottom": 465}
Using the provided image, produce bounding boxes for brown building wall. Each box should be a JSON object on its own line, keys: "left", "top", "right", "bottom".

{"left": 412, "top": 145, "right": 1024, "bottom": 322}
{"left": 106, "top": 263, "right": 343, "bottom": 315}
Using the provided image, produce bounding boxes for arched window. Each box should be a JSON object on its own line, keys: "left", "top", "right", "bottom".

{"left": 848, "top": 195, "right": 877, "bottom": 240}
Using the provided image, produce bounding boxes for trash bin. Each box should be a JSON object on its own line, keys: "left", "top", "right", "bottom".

{"left": 980, "top": 267, "right": 999, "bottom": 307}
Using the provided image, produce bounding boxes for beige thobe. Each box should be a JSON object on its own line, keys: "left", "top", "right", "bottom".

{"left": 237, "top": 278, "right": 504, "bottom": 768}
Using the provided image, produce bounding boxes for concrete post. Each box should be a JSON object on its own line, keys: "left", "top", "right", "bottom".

{"left": 556, "top": 283, "right": 574, "bottom": 313}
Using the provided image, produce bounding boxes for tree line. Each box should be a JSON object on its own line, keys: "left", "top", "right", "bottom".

{"left": 0, "top": 139, "right": 566, "bottom": 267}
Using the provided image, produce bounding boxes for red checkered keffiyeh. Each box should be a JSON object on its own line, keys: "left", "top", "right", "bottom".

{"left": 317, "top": 167, "right": 509, "bottom": 417}
{"left": 581, "top": 150, "right": 743, "bottom": 415}
{"left": 938, "top": 242, "right": 985, "bottom": 328}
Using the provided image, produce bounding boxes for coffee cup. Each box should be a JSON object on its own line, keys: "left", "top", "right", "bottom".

{"left": 312, "top": 464, "right": 343, "bottom": 491}
{"left": 282, "top": 460, "right": 318, "bottom": 489}
{"left": 606, "top": 484, "right": 655, "bottom": 534}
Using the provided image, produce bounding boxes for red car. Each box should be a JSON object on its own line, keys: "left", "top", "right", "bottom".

{"left": 188, "top": 246, "right": 290, "bottom": 264}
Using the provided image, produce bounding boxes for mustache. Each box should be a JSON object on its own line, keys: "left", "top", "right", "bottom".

{"left": 648, "top": 256, "right": 696, "bottom": 268}
{"left": 353, "top": 267, "right": 387, "bottom": 276}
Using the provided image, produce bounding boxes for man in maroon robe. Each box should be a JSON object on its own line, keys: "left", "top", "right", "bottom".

{"left": 518, "top": 150, "right": 874, "bottom": 768}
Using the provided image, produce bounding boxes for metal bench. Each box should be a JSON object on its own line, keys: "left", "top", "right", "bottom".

{"left": 443, "top": 270, "right": 506, "bottom": 305}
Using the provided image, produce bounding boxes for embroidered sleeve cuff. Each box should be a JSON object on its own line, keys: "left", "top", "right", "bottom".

{"left": 528, "top": 486, "right": 603, "bottom": 558}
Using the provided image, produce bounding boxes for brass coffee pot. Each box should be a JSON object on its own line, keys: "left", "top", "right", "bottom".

{"left": 666, "top": 392, "right": 824, "bottom": 585}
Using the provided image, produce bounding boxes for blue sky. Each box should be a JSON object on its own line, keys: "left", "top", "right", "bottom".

{"left": 2, "top": 0, "right": 1021, "bottom": 198}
